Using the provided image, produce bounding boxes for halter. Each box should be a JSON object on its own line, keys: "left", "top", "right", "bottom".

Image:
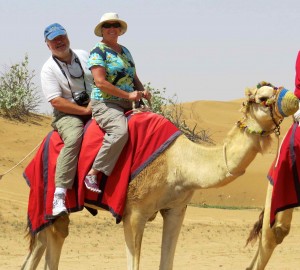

{"left": 225, "top": 85, "right": 285, "bottom": 178}
{"left": 236, "top": 87, "right": 284, "bottom": 137}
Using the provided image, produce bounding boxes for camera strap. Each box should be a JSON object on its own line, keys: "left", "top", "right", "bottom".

{"left": 52, "top": 51, "right": 87, "bottom": 99}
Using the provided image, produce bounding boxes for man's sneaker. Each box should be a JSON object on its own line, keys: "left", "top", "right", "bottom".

{"left": 52, "top": 193, "right": 68, "bottom": 217}
{"left": 84, "top": 175, "right": 101, "bottom": 193}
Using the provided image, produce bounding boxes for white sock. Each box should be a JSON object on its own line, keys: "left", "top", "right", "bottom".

{"left": 54, "top": 187, "right": 67, "bottom": 195}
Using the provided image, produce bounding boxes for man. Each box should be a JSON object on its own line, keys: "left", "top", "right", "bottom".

{"left": 41, "top": 23, "right": 92, "bottom": 217}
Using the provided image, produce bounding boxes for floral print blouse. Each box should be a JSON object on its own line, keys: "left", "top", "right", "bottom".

{"left": 87, "top": 42, "right": 136, "bottom": 101}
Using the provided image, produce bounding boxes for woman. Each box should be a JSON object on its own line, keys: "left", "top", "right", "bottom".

{"left": 85, "top": 12, "right": 151, "bottom": 193}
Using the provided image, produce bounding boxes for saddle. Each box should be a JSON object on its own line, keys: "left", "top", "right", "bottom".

{"left": 24, "top": 111, "right": 181, "bottom": 234}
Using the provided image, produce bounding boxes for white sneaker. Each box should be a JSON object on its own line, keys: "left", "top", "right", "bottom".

{"left": 52, "top": 193, "right": 68, "bottom": 217}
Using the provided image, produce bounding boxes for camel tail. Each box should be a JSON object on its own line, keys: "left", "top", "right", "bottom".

{"left": 20, "top": 224, "right": 36, "bottom": 270}
{"left": 245, "top": 209, "right": 264, "bottom": 246}
{"left": 24, "top": 223, "right": 36, "bottom": 252}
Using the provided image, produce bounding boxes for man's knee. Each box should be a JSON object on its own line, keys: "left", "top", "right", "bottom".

{"left": 64, "top": 132, "right": 83, "bottom": 147}
{"left": 56, "top": 117, "right": 84, "bottom": 144}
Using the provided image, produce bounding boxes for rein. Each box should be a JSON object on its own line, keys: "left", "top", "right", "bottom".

{"left": 269, "top": 106, "right": 282, "bottom": 136}
{"left": 223, "top": 143, "right": 246, "bottom": 178}
{"left": 224, "top": 88, "right": 284, "bottom": 178}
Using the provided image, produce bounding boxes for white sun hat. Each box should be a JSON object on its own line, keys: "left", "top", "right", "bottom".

{"left": 94, "top": 12, "right": 127, "bottom": 37}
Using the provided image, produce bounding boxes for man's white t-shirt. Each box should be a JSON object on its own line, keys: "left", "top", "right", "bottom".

{"left": 41, "top": 49, "right": 93, "bottom": 103}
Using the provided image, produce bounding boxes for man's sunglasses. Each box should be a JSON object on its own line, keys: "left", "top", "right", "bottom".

{"left": 102, "top": 22, "right": 121, "bottom": 29}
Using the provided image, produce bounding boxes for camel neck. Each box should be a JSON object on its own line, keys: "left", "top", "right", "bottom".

{"left": 171, "top": 128, "right": 266, "bottom": 189}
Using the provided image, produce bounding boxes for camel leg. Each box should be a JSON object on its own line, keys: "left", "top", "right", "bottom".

{"left": 21, "top": 215, "right": 69, "bottom": 270}
{"left": 123, "top": 209, "right": 148, "bottom": 270}
{"left": 21, "top": 230, "right": 47, "bottom": 270}
{"left": 247, "top": 183, "right": 293, "bottom": 270}
{"left": 43, "top": 215, "right": 70, "bottom": 269}
{"left": 159, "top": 205, "right": 187, "bottom": 270}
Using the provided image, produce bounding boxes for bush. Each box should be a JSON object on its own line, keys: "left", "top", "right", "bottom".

{"left": 0, "top": 55, "right": 212, "bottom": 144}
{"left": 0, "top": 54, "right": 41, "bottom": 119}
{"left": 144, "top": 83, "right": 213, "bottom": 144}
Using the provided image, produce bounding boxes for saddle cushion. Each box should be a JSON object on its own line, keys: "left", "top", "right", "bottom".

{"left": 24, "top": 111, "right": 181, "bottom": 234}
{"left": 268, "top": 122, "right": 300, "bottom": 226}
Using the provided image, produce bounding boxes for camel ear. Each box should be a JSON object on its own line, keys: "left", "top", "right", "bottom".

{"left": 244, "top": 87, "right": 256, "bottom": 103}
{"left": 245, "top": 87, "right": 252, "bottom": 97}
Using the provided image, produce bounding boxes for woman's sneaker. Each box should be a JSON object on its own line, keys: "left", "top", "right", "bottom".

{"left": 84, "top": 175, "right": 101, "bottom": 193}
{"left": 52, "top": 193, "right": 68, "bottom": 217}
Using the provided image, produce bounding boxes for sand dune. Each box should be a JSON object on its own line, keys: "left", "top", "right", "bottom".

{"left": 0, "top": 100, "right": 299, "bottom": 270}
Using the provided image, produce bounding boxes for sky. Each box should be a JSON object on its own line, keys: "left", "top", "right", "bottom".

{"left": 1, "top": 0, "right": 300, "bottom": 113}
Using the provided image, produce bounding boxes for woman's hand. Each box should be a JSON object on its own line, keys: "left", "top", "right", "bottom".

{"left": 142, "top": 90, "right": 152, "bottom": 100}
{"left": 128, "top": 91, "right": 144, "bottom": 101}
{"left": 128, "top": 90, "right": 152, "bottom": 101}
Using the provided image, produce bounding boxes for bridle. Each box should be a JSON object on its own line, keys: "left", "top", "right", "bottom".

{"left": 224, "top": 86, "right": 285, "bottom": 177}
{"left": 236, "top": 87, "right": 284, "bottom": 137}
{"left": 224, "top": 83, "right": 298, "bottom": 178}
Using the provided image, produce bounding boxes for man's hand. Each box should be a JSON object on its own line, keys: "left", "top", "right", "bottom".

{"left": 84, "top": 101, "right": 92, "bottom": 115}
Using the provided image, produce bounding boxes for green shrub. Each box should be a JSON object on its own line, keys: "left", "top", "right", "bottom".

{"left": 0, "top": 54, "right": 41, "bottom": 119}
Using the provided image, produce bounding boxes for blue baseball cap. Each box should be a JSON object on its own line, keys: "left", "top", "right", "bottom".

{"left": 44, "top": 23, "right": 67, "bottom": 40}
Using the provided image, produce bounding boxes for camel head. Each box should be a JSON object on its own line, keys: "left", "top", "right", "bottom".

{"left": 238, "top": 81, "right": 298, "bottom": 137}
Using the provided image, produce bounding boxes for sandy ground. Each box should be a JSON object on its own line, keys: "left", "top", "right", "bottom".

{"left": 1, "top": 100, "right": 300, "bottom": 269}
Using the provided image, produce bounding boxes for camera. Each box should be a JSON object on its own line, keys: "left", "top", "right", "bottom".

{"left": 73, "top": 91, "right": 90, "bottom": 106}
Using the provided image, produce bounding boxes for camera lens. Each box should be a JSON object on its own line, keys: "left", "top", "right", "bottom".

{"left": 74, "top": 91, "right": 89, "bottom": 106}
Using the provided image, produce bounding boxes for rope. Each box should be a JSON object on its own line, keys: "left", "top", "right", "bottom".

{"left": 0, "top": 140, "right": 43, "bottom": 180}
{"left": 269, "top": 106, "right": 282, "bottom": 136}
{"left": 223, "top": 143, "right": 233, "bottom": 177}
{"left": 131, "top": 96, "right": 152, "bottom": 113}
{"left": 274, "top": 131, "right": 286, "bottom": 168}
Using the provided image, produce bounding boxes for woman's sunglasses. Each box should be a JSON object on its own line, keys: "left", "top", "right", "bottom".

{"left": 102, "top": 22, "right": 121, "bottom": 29}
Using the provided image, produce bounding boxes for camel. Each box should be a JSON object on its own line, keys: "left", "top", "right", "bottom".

{"left": 245, "top": 121, "right": 299, "bottom": 270}
{"left": 245, "top": 183, "right": 294, "bottom": 270}
{"left": 21, "top": 82, "right": 299, "bottom": 270}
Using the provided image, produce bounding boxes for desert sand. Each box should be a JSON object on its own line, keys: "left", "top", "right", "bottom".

{"left": 1, "top": 99, "right": 300, "bottom": 270}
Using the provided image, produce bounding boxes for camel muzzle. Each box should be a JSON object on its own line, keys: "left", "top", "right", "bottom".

{"left": 275, "top": 88, "right": 299, "bottom": 118}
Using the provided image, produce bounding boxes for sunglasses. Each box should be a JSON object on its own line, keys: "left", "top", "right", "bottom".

{"left": 102, "top": 22, "right": 121, "bottom": 29}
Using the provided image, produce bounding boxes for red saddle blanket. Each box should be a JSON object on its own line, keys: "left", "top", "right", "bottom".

{"left": 268, "top": 122, "right": 300, "bottom": 226}
{"left": 24, "top": 111, "right": 181, "bottom": 234}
